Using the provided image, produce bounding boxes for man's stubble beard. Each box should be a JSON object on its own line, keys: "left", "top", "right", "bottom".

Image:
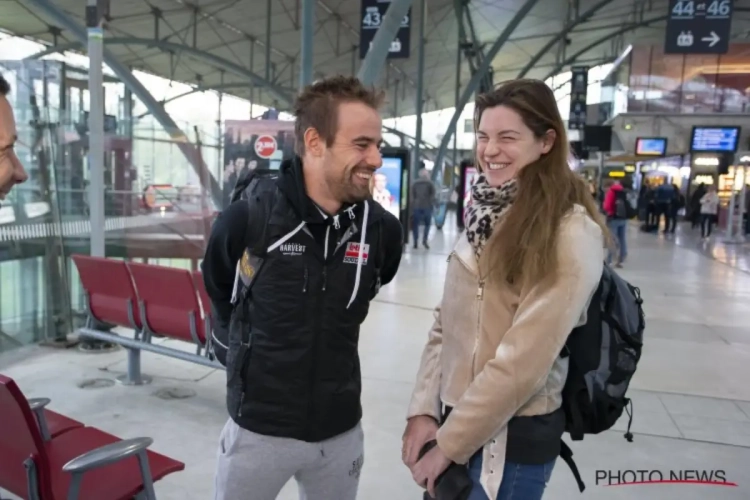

{"left": 327, "top": 165, "right": 370, "bottom": 205}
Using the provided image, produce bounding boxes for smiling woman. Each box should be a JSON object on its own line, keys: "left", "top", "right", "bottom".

{"left": 0, "top": 74, "right": 28, "bottom": 201}
{"left": 404, "top": 79, "right": 607, "bottom": 500}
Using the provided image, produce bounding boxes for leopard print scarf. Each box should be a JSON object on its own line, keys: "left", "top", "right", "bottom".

{"left": 464, "top": 174, "right": 518, "bottom": 258}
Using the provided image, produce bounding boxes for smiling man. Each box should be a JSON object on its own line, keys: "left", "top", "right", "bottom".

{"left": 203, "top": 76, "right": 404, "bottom": 500}
{"left": 0, "top": 75, "right": 29, "bottom": 201}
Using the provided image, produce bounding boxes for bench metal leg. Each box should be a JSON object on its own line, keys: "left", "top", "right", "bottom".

{"left": 135, "top": 450, "right": 157, "bottom": 500}
{"left": 116, "top": 347, "right": 152, "bottom": 386}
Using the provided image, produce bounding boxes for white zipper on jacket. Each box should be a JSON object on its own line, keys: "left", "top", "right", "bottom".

{"left": 471, "top": 278, "right": 485, "bottom": 376}
{"left": 324, "top": 224, "right": 330, "bottom": 260}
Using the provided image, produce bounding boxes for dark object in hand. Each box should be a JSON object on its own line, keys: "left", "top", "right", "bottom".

{"left": 419, "top": 440, "right": 473, "bottom": 500}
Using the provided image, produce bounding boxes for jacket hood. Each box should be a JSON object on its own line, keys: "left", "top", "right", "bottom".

{"left": 610, "top": 183, "right": 624, "bottom": 192}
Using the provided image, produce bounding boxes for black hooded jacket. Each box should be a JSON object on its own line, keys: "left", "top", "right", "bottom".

{"left": 202, "top": 157, "right": 403, "bottom": 442}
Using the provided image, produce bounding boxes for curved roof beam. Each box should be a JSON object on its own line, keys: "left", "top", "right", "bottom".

{"left": 542, "top": 14, "right": 669, "bottom": 81}
{"left": 517, "top": 0, "right": 617, "bottom": 79}
{"left": 134, "top": 82, "right": 257, "bottom": 120}
{"left": 432, "top": 0, "right": 542, "bottom": 184}
{"left": 24, "top": 38, "right": 293, "bottom": 105}
{"left": 129, "top": 81, "right": 437, "bottom": 150}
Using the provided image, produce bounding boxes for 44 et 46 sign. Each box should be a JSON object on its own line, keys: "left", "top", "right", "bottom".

{"left": 359, "top": 0, "right": 411, "bottom": 59}
{"left": 664, "top": 0, "right": 734, "bottom": 54}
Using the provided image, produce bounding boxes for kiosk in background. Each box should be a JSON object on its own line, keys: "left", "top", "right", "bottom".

{"left": 374, "top": 147, "right": 411, "bottom": 245}
{"left": 456, "top": 160, "right": 478, "bottom": 230}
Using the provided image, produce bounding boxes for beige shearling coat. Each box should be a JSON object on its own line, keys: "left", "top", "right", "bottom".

{"left": 407, "top": 205, "right": 604, "bottom": 499}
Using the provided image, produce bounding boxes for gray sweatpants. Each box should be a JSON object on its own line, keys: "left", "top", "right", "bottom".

{"left": 213, "top": 418, "right": 364, "bottom": 500}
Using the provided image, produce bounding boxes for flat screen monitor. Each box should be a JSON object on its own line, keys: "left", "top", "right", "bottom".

{"left": 372, "top": 157, "right": 403, "bottom": 220}
{"left": 690, "top": 126, "right": 741, "bottom": 153}
{"left": 456, "top": 161, "right": 478, "bottom": 229}
{"left": 583, "top": 125, "right": 612, "bottom": 153}
{"left": 377, "top": 147, "right": 411, "bottom": 243}
{"left": 635, "top": 137, "right": 667, "bottom": 156}
{"left": 570, "top": 140, "right": 589, "bottom": 160}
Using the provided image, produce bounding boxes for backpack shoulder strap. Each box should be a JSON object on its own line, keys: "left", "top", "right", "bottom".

{"left": 559, "top": 440, "right": 586, "bottom": 492}
{"left": 243, "top": 176, "right": 279, "bottom": 257}
{"left": 230, "top": 177, "right": 278, "bottom": 305}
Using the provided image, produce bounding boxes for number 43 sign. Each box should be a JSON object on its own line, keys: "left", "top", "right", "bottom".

{"left": 664, "top": 0, "right": 734, "bottom": 54}
{"left": 359, "top": 0, "right": 412, "bottom": 60}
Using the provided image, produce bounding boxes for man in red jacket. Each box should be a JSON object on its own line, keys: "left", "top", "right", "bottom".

{"left": 602, "top": 180, "right": 628, "bottom": 267}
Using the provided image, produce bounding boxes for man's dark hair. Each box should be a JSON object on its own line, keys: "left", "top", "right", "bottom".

{"left": 293, "top": 76, "right": 385, "bottom": 156}
{"left": 0, "top": 75, "right": 10, "bottom": 96}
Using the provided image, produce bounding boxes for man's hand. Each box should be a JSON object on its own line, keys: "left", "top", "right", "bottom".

{"left": 410, "top": 444, "right": 452, "bottom": 497}
{"left": 402, "top": 415, "right": 439, "bottom": 468}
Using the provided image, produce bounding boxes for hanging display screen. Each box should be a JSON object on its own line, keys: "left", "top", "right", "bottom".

{"left": 690, "top": 126, "right": 741, "bottom": 153}
{"left": 635, "top": 137, "right": 667, "bottom": 156}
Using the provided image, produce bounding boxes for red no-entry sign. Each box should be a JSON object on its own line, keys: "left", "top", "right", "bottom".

{"left": 254, "top": 135, "right": 278, "bottom": 159}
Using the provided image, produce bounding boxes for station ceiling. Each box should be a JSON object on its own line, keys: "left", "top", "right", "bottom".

{"left": 2, "top": 0, "right": 750, "bottom": 118}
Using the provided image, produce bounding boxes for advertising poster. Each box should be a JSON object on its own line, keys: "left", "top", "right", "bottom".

{"left": 371, "top": 156, "right": 402, "bottom": 219}
{"left": 222, "top": 120, "right": 296, "bottom": 207}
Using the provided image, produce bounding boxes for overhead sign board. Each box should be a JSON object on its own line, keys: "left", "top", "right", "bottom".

{"left": 690, "top": 126, "right": 741, "bottom": 152}
{"left": 568, "top": 66, "right": 588, "bottom": 130}
{"left": 359, "top": 0, "right": 411, "bottom": 59}
{"left": 664, "top": 0, "right": 733, "bottom": 54}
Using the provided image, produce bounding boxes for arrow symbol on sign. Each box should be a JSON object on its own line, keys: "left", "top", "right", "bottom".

{"left": 702, "top": 31, "right": 720, "bottom": 47}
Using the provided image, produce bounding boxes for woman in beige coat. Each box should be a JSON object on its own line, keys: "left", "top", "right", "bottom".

{"left": 402, "top": 79, "right": 607, "bottom": 500}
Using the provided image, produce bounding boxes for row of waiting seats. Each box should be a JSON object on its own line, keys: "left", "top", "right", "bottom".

{"left": 71, "top": 254, "right": 223, "bottom": 384}
{"left": 0, "top": 255, "right": 221, "bottom": 498}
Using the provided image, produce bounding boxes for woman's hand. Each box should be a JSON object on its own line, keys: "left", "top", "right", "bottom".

{"left": 402, "top": 415, "right": 439, "bottom": 468}
{"left": 410, "top": 444, "right": 452, "bottom": 498}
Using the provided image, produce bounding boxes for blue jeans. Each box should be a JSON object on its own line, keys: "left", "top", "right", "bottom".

{"left": 412, "top": 208, "right": 433, "bottom": 243}
{"left": 607, "top": 218, "right": 628, "bottom": 264}
{"left": 467, "top": 451, "right": 555, "bottom": 500}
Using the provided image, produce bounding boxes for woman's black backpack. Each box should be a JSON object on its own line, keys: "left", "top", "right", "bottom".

{"left": 558, "top": 262, "right": 645, "bottom": 492}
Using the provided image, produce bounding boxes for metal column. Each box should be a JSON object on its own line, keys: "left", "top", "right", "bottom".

{"left": 300, "top": 0, "right": 314, "bottom": 88}
{"left": 265, "top": 0, "right": 272, "bottom": 81}
{"left": 451, "top": 2, "right": 462, "bottom": 172}
{"left": 86, "top": 0, "right": 105, "bottom": 257}
{"left": 413, "top": 0, "right": 427, "bottom": 176}
{"left": 358, "top": 0, "right": 415, "bottom": 85}
{"left": 217, "top": 72, "right": 224, "bottom": 176}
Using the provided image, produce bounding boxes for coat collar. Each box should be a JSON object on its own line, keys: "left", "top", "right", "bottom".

{"left": 452, "top": 233, "right": 479, "bottom": 277}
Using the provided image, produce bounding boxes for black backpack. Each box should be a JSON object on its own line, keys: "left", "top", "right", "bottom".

{"left": 558, "top": 262, "right": 645, "bottom": 492}
{"left": 613, "top": 190, "right": 636, "bottom": 220}
{"left": 210, "top": 170, "right": 279, "bottom": 366}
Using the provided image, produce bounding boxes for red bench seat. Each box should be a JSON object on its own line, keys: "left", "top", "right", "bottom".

{"left": 127, "top": 262, "right": 206, "bottom": 347}
{"left": 47, "top": 427, "right": 184, "bottom": 499}
{"left": 71, "top": 255, "right": 142, "bottom": 331}
{"left": 0, "top": 374, "right": 184, "bottom": 499}
{"left": 45, "top": 409, "right": 84, "bottom": 439}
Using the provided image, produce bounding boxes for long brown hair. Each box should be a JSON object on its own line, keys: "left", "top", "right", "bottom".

{"left": 474, "top": 79, "right": 607, "bottom": 287}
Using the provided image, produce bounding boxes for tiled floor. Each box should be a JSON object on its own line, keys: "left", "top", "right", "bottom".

{"left": 2, "top": 220, "right": 750, "bottom": 499}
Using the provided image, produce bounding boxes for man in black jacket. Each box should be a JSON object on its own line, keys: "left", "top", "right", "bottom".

{"left": 202, "top": 76, "right": 404, "bottom": 500}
